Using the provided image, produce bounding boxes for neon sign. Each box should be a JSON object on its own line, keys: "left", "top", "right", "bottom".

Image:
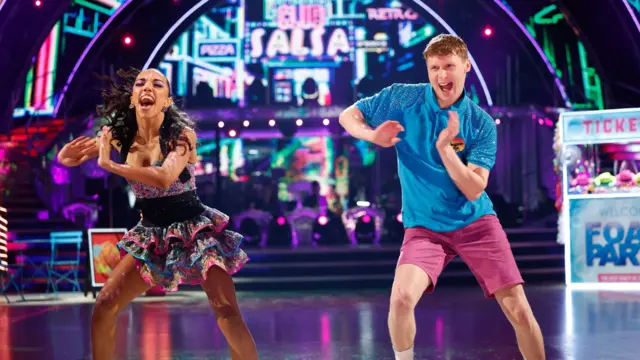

{"left": 199, "top": 42, "right": 237, "bottom": 57}
{"left": 276, "top": 4, "right": 327, "bottom": 29}
{"left": 249, "top": 27, "right": 351, "bottom": 58}
{"left": 246, "top": 3, "right": 353, "bottom": 62}
{"left": 366, "top": 8, "right": 419, "bottom": 21}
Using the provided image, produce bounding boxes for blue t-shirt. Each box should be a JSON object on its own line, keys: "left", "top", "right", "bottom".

{"left": 355, "top": 83, "right": 497, "bottom": 232}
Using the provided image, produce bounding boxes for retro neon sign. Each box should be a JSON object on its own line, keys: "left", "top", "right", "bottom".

{"left": 366, "top": 8, "right": 419, "bottom": 21}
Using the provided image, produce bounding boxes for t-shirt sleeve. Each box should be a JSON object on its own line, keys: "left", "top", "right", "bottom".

{"left": 467, "top": 115, "right": 497, "bottom": 171}
{"left": 354, "top": 84, "right": 399, "bottom": 128}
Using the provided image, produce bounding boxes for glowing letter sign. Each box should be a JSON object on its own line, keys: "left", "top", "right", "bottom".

{"left": 366, "top": 8, "right": 419, "bottom": 21}
{"left": 247, "top": 3, "right": 352, "bottom": 62}
{"left": 199, "top": 42, "right": 237, "bottom": 57}
{"left": 277, "top": 4, "right": 327, "bottom": 29}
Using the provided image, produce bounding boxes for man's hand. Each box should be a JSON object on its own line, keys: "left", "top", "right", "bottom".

{"left": 370, "top": 120, "right": 405, "bottom": 147}
{"left": 436, "top": 111, "right": 460, "bottom": 150}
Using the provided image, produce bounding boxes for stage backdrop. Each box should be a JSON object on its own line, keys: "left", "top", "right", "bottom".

{"left": 158, "top": 0, "right": 489, "bottom": 109}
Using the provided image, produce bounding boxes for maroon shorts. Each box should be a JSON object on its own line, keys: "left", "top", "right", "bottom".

{"left": 397, "top": 215, "right": 523, "bottom": 298}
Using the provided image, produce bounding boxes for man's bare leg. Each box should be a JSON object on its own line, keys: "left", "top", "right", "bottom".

{"left": 388, "top": 264, "right": 430, "bottom": 360}
{"left": 495, "top": 285, "right": 545, "bottom": 360}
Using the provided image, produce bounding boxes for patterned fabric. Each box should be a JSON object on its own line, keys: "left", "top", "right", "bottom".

{"left": 119, "top": 162, "right": 247, "bottom": 291}
{"left": 128, "top": 162, "right": 197, "bottom": 199}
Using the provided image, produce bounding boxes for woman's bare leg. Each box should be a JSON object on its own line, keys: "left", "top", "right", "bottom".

{"left": 91, "top": 254, "right": 151, "bottom": 360}
{"left": 201, "top": 266, "right": 258, "bottom": 360}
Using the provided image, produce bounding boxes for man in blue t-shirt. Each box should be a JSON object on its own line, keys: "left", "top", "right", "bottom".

{"left": 339, "top": 34, "right": 545, "bottom": 360}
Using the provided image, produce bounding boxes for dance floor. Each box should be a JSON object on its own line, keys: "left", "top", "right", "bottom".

{"left": 1, "top": 284, "right": 639, "bottom": 360}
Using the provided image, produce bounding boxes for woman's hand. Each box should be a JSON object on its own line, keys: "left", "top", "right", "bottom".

{"left": 57, "top": 136, "right": 97, "bottom": 167}
{"left": 97, "top": 126, "right": 114, "bottom": 171}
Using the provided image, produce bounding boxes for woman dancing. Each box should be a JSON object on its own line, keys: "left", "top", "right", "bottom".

{"left": 57, "top": 68, "right": 258, "bottom": 360}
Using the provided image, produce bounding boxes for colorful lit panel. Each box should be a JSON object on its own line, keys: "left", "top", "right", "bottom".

{"left": 497, "top": 1, "right": 604, "bottom": 110}
{"left": 13, "top": 0, "right": 124, "bottom": 118}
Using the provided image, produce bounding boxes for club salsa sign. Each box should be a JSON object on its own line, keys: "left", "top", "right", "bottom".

{"left": 246, "top": 3, "right": 353, "bottom": 62}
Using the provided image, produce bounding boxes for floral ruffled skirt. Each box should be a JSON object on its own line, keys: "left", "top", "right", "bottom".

{"left": 117, "top": 206, "right": 248, "bottom": 291}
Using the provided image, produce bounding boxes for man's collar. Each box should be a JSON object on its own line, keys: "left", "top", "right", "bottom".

{"left": 425, "top": 84, "right": 468, "bottom": 112}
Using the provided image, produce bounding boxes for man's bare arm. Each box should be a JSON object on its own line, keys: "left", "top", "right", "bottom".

{"left": 339, "top": 105, "right": 375, "bottom": 142}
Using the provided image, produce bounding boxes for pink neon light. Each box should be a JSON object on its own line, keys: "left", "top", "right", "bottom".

{"left": 34, "top": 35, "right": 51, "bottom": 107}
{"left": 276, "top": 4, "right": 325, "bottom": 29}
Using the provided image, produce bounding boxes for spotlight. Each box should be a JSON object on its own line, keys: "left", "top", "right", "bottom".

{"left": 268, "top": 119, "right": 276, "bottom": 127}
{"left": 218, "top": 121, "right": 225, "bottom": 128}
{"left": 495, "top": 118, "right": 501, "bottom": 125}
{"left": 35, "top": 0, "right": 42, "bottom": 7}
{"left": 483, "top": 26, "right": 493, "bottom": 37}
{"left": 229, "top": 129, "right": 237, "bottom": 137}
{"left": 538, "top": 118, "right": 544, "bottom": 125}
{"left": 296, "top": 119, "right": 303, "bottom": 126}
{"left": 276, "top": 216, "right": 286, "bottom": 226}
{"left": 243, "top": 120, "right": 250, "bottom": 127}
{"left": 318, "top": 216, "right": 328, "bottom": 226}
{"left": 396, "top": 213, "right": 402, "bottom": 223}
{"left": 362, "top": 215, "right": 371, "bottom": 224}
{"left": 122, "top": 35, "right": 133, "bottom": 46}
{"left": 322, "top": 118, "right": 330, "bottom": 126}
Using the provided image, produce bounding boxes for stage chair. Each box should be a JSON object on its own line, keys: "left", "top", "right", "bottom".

{"left": 0, "top": 266, "right": 26, "bottom": 303}
{"left": 342, "top": 207, "right": 385, "bottom": 246}
{"left": 288, "top": 208, "right": 320, "bottom": 248}
{"left": 46, "top": 231, "right": 83, "bottom": 294}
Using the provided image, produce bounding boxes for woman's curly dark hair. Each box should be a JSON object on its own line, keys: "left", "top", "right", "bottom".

{"left": 96, "top": 68, "right": 195, "bottom": 163}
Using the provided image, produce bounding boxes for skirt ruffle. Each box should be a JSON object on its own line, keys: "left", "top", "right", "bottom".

{"left": 117, "top": 206, "right": 248, "bottom": 291}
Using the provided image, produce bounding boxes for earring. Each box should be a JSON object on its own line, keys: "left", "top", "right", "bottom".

{"left": 161, "top": 106, "right": 168, "bottom": 112}
{"left": 129, "top": 103, "right": 135, "bottom": 109}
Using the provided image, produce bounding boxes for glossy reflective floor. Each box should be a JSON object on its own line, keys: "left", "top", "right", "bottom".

{"left": 1, "top": 284, "right": 639, "bottom": 359}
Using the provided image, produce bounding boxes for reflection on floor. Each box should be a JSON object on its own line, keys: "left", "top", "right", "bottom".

{"left": 1, "top": 284, "right": 639, "bottom": 359}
